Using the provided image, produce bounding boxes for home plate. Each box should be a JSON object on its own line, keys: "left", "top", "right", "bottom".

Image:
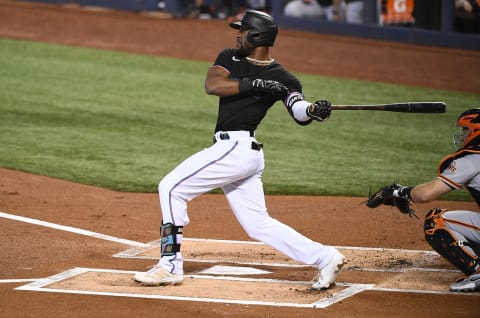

{"left": 198, "top": 265, "right": 272, "bottom": 275}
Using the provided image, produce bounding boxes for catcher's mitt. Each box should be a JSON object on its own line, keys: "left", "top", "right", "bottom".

{"left": 366, "top": 182, "right": 419, "bottom": 219}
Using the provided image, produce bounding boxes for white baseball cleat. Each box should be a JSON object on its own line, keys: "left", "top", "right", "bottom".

{"left": 449, "top": 272, "right": 480, "bottom": 293}
{"left": 312, "top": 250, "right": 346, "bottom": 290}
{"left": 134, "top": 265, "right": 184, "bottom": 286}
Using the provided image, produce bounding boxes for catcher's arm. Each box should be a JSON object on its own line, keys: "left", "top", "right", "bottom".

{"left": 408, "top": 179, "right": 452, "bottom": 203}
{"left": 366, "top": 182, "right": 419, "bottom": 219}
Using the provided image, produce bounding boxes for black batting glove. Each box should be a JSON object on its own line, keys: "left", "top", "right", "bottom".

{"left": 239, "top": 79, "right": 289, "bottom": 100}
{"left": 307, "top": 100, "right": 332, "bottom": 121}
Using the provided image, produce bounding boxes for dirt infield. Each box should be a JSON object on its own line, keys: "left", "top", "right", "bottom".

{"left": 1, "top": 1, "right": 480, "bottom": 317}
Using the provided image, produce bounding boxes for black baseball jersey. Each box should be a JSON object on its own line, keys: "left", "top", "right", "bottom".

{"left": 212, "top": 48, "right": 302, "bottom": 133}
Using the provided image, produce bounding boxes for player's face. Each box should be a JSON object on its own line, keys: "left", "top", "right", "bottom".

{"left": 236, "top": 29, "right": 254, "bottom": 57}
{"left": 453, "top": 126, "right": 471, "bottom": 149}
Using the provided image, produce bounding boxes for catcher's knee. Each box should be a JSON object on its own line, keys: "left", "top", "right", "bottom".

{"left": 424, "top": 208, "right": 480, "bottom": 275}
{"left": 424, "top": 208, "right": 447, "bottom": 236}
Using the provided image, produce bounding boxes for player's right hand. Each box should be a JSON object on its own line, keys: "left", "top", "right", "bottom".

{"left": 307, "top": 100, "right": 332, "bottom": 121}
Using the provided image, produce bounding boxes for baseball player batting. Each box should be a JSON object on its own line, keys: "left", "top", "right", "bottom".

{"left": 134, "top": 10, "right": 346, "bottom": 289}
{"left": 367, "top": 108, "right": 480, "bottom": 293}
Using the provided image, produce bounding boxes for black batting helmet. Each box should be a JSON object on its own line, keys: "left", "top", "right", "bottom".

{"left": 230, "top": 10, "right": 278, "bottom": 47}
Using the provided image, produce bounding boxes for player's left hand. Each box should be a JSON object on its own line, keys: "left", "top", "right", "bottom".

{"left": 252, "top": 79, "right": 289, "bottom": 100}
{"left": 239, "top": 78, "right": 289, "bottom": 100}
{"left": 366, "top": 182, "right": 419, "bottom": 219}
{"left": 307, "top": 100, "right": 331, "bottom": 121}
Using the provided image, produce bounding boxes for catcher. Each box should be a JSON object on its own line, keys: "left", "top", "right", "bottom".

{"left": 367, "top": 108, "right": 480, "bottom": 293}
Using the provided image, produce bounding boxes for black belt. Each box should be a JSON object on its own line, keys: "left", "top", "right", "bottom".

{"left": 213, "top": 132, "right": 263, "bottom": 151}
{"left": 251, "top": 141, "right": 263, "bottom": 150}
{"left": 218, "top": 132, "right": 231, "bottom": 140}
{"left": 218, "top": 130, "right": 255, "bottom": 138}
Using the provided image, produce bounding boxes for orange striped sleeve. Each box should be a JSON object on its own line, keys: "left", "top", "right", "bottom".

{"left": 437, "top": 175, "right": 462, "bottom": 190}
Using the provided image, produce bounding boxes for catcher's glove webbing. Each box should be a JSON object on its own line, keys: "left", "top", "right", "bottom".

{"left": 366, "top": 182, "right": 419, "bottom": 219}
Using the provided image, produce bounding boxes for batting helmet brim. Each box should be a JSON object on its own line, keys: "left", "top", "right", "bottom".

{"left": 229, "top": 21, "right": 241, "bottom": 30}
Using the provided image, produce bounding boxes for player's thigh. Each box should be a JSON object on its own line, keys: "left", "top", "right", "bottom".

{"left": 222, "top": 172, "right": 269, "bottom": 225}
{"left": 443, "top": 210, "right": 480, "bottom": 243}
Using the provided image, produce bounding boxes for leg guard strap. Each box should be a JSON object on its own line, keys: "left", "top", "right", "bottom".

{"left": 424, "top": 208, "right": 447, "bottom": 235}
{"left": 160, "top": 223, "right": 183, "bottom": 256}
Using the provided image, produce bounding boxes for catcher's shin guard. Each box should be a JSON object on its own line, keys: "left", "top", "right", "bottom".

{"left": 424, "top": 208, "right": 480, "bottom": 275}
{"left": 160, "top": 223, "right": 183, "bottom": 256}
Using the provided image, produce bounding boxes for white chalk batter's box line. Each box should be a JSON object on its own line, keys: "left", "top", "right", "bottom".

{"left": 114, "top": 238, "right": 460, "bottom": 274}
{"left": 15, "top": 267, "right": 372, "bottom": 309}
{"left": 4, "top": 268, "right": 446, "bottom": 308}
{"left": 16, "top": 267, "right": 476, "bottom": 310}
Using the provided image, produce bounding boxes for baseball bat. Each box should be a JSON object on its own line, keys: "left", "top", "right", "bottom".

{"left": 331, "top": 102, "right": 446, "bottom": 113}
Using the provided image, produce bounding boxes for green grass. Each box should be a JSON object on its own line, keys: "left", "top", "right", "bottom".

{"left": 1, "top": 38, "right": 478, "bottom": 200}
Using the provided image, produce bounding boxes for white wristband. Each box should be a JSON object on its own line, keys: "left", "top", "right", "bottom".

{"left": 291, "top": 99, "right": 311, "bottom": 122}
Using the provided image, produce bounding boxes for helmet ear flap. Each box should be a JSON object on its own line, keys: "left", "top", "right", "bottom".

{"left": 246, "top": 28, "right": 277, "bottom": 47}
{"left": 246, "top": 30, "right": 262, "bottom": 46}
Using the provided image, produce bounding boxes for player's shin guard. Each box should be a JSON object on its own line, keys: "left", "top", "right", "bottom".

{"left": 160, "top": 222, "right": 183, "bottom": 256}
{"left": 424, "top": 208, "right": 480, "bottom": 275}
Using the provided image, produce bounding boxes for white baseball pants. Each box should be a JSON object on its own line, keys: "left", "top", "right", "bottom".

{"left": 158, "top": 131, "right": 337, "bottom": 274}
